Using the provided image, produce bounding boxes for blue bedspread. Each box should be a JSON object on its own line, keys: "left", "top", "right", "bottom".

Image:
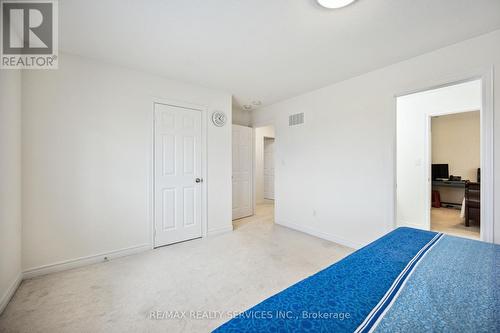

{"left": 214, "top": 227, "right": 499, "bottom": 332}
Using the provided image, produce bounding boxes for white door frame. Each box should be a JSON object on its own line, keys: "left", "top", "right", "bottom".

{"left": 151, "top": 98, "right": 208, "bottom": 248}
{"left": 394, "top": 69, "right": 494, "bottom": 243}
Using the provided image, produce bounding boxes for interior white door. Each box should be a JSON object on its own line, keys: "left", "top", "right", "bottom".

{"left": 264, "top": 138, "right": 275, "bottom": 200}
{"left": 154, "top": 103, "right": 203, "bottom": 247}
{"left": 232, "top": 125, "right": 253, "bottom": 220}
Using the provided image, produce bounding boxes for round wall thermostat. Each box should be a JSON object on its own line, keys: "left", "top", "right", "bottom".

{"left": 211, "top": 111, "right": 227, "bottom": 127}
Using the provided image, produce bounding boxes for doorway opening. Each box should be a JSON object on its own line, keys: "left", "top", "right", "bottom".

{"left": 232, "top": 124, "right": 276, "bottom": 229}
{"left": 254, "top": 125, "right": 276, "bottom": 224}
{"left": 430, "top": 111, "right": 480, "bottom": 240}
{"left": 396, "top": 78, "right": 493, "bottom": 242}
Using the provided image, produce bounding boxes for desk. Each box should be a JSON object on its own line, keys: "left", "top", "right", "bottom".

{"left": 432, "top": 180, "right": 467, "bottom": 208}
{"left": 431, "top": 180, "right": 466, "bottom": 188}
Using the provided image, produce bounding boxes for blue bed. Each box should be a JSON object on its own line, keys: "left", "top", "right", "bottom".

{"left": 214, "top": 227, "right": 499, "bottom": 332}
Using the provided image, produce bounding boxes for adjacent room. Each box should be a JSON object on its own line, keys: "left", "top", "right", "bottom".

{"left": 1, "top": 1, "right": 499, "bottom": 332}
{"left": 431, "top": 111, "right": 481, "bottom": 239}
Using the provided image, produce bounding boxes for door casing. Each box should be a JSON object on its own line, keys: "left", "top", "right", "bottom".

{"left": 394, "top": 69, "right": 494, "bottom": 243}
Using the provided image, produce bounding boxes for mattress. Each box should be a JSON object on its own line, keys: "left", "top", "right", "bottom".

{"left": 214, "top": 227, "right": 499, "bottom": 332}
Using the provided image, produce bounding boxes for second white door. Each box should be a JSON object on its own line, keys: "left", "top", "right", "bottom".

{"left": 154, "top": 103, "right": 203, "bottom": 247}
{"left": 232, "top": 125, "right": 253, "bottom": 220}
{"left": 264, "top": 138, "right": 275, "bottom": 200}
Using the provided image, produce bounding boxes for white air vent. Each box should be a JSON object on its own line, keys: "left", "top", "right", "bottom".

{"left": 289, "top": 113, "right": 304, "bottom": 126}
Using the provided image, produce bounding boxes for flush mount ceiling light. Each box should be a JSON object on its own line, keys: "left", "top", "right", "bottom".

{"left": 317, "top": 0, "right": 356, "bottom": 9}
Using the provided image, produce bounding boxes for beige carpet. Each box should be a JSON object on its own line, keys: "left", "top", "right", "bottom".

{"left": 0, "top": 202, "right": 353, "bottom": 333}
{"left": 431, "top": 207, "right": 480, "bottom": 240}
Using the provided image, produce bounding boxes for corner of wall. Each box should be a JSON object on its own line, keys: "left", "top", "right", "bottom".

{"left": 0, "top": 69, "right": 23, "bottom": 314}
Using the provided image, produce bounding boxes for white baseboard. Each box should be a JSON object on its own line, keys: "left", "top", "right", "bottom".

{"left": 0, "top": 272, "right": 22, "bottom": 315}
{"left": 23, "top": 243, "right": 151, "bottom": 279}
{"left": 276, "top": 220, "right": 363, "bottom": 250}
{"left": 207, "top": 225, "right": 233, "bottom": 237}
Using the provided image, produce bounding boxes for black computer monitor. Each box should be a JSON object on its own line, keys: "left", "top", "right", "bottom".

{"left": 432, "top": 164, "right": 449, "bottom": 180}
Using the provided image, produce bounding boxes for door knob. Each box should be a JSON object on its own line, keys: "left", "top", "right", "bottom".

{"left": 195, "top": 178, "right": 203, "bottom": 183}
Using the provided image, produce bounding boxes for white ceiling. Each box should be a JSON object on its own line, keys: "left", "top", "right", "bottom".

{"left": 59, "top": 0, "right": 500, "bottom": 110}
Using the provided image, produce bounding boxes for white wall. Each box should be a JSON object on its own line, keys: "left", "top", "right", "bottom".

{"left": 0, "top": 70, "right": 22, "bottom": 312}
{"left": 432, "top": 111, "right": 480, "bottom": 182}
{"left": 397, "top": 81, "right": 481, "bottom": 230}
{"left": 232, "top": 107, "right": 251, "bottom": 126}
{"left": 254, "top": 126, "right": 275, "bottom": 204}
{"left": 21, "top": 53, "right": 233, "bottom": 272}
{"left": 252, "top": 30, "right": 500, "bottom": 247}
